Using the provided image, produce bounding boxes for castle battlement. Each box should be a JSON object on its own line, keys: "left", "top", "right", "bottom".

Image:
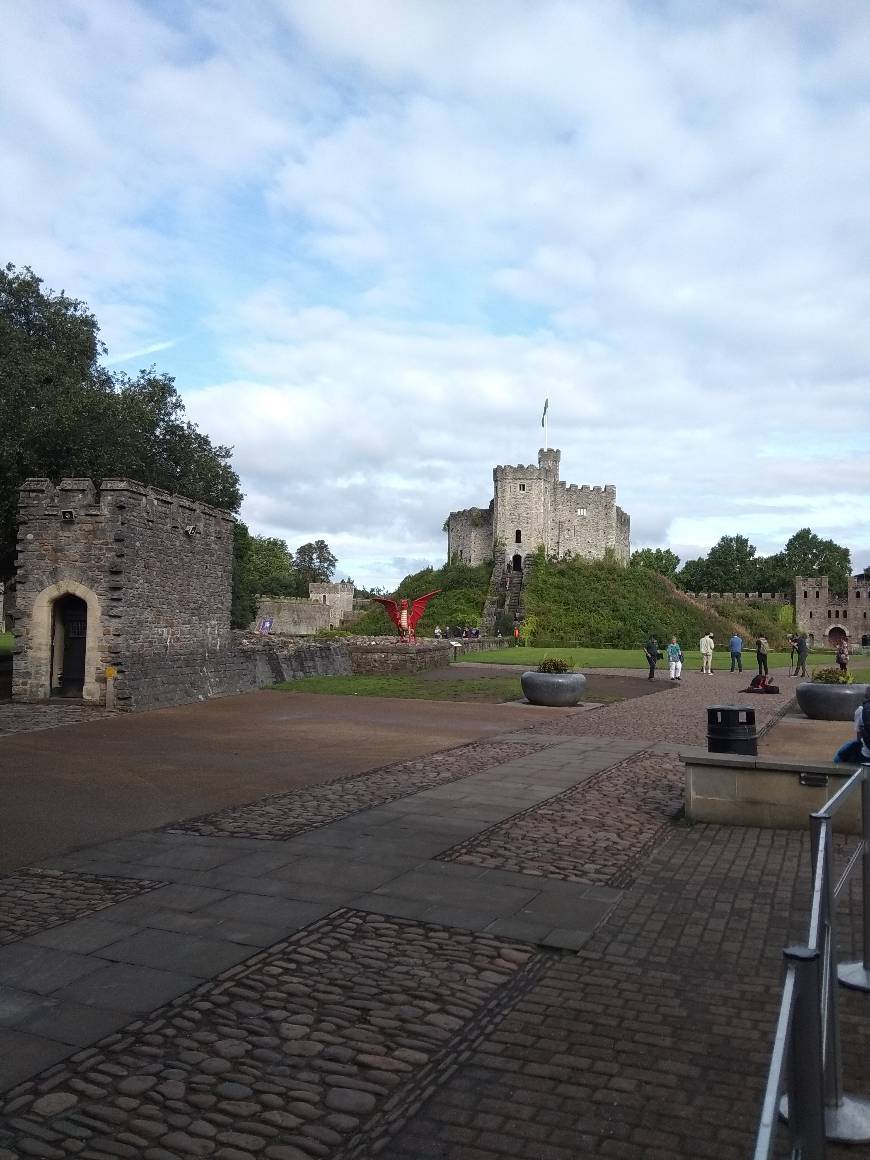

{"left": 17, "top": 478, "right": 235, "bottom": 534}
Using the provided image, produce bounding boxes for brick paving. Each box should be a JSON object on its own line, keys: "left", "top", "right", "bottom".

{"left": 530, "top": 666, "right": 802, "bottom": 745}
{"left": 380, "top": 825, "right": 870, "bottom": 1160}
{"left": 0, "top": 910, "right": 542, "bottom": 1160}
{"left": 165, "top": 734, "right": 568, "bottom": 841}
{"left": 441, "top": 750, "right": 684, "bottom": 887}
{"left": 0, "top": 870, "right": 166, "bottom": 948}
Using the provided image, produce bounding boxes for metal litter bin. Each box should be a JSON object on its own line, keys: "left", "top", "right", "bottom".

{"left": 707, "top": 705, "right": 758, "bottom": 756}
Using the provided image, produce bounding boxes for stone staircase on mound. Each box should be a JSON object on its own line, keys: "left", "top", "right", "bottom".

{"left": 481, "top": 558, "right": 530, "bottom": 635}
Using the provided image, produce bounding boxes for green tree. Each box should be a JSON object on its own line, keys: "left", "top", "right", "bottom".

{"left": 246, "top": 536, "right": 295, "bottom": 595}
{"left": 676, "top": 556, "right": 710, "bottom": 592}
{"left": 0, "top": 263, "right": 242, "bottom": 580}
{"left": 776, "top": 528, "right": 851, "bottom": 596}
{"left": 630, "top": 548, "right": 680, "bottom": 578}
{"left": 703, "top": 534, "right": 758, "bottom": 592}
{"left": 294, "top": 539, "right": 338, "bottom": 585}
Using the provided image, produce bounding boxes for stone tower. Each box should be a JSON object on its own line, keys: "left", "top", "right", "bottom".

{"left": 446, "top": 449, "right": 630, "bottom": 567}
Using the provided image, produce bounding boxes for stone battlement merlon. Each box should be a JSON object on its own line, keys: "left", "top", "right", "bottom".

{"left": 17, "top": 478, "right": 235, "bottom": 529}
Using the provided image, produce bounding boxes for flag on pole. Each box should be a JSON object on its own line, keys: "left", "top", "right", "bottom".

{"left": 541, "top": 398, "right": 549, "bottom": 427}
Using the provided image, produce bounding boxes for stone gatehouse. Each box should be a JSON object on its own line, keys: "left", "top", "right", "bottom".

{"left": 11, "top": 478, "right": 235, "bottom": 710}
{"left": 446, "top": 448, "right": 630, "bottom": 569}
{"left": 794, "top": 572, "right": 870, "bottom": 646}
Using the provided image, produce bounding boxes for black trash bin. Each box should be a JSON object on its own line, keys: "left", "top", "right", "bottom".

{"left": 707, "top": 705, "right": 758, "bottom": 756}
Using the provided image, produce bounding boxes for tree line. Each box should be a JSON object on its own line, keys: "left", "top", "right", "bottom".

{"left": 0, "top": 263, "right": 337, "bottom": 628}
{"left": 631, "top": 529, "right": 854, "bottom": 597}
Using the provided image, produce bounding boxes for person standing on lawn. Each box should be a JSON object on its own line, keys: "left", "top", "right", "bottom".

{"left": 729, "top": 632, "right": 744, "bottom": 673}
{"left": 644, "top": 637, "right": 661, "bottom": 680}
{"left": 756, "top": 635, "right": 769, "bottom": 677}
{"left": 699, "top": 632, "right": 715, "bottom": 674}
{"left": 667, "top": 637, "right": 683, "bottom": 681}
{"left": 794, "top": 633, "right": 810, "bottom": 678}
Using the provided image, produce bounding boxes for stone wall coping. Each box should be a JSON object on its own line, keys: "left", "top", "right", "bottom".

{"left": 680, "top": 748, "right": 853, "bottom": 777}
{"left": 17, "top": 478, "right": 235, "bottom": 522}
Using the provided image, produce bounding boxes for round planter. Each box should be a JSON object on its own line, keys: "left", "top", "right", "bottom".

{"left": 521, "top": 671, "right": 587, "bottom": 707}
{"left": 795, "top": 682, "right": 870, "bottom": 721}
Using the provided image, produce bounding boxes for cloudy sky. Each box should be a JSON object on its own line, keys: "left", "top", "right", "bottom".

{"left": 4, "top": 0, "right": 870, "bottom": 588}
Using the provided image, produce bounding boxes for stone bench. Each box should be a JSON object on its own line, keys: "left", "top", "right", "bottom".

{"left": 681, "top": 748, "right": 861, "bottom": 833}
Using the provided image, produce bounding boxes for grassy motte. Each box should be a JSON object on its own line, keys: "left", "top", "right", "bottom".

{"left": 271, "top": 674, "right": 522, "bottom": 702}
{"left": 0, "top": 632, "right": 12, "bottom": 655}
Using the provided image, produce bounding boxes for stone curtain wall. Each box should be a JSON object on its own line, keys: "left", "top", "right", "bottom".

{"left": 12, "top": 478, "right": 235, "bottom": 710}
{"left": 254, "top": 597, "right": 331, "bottom": 635}
{"left": 347, "top": 639, "right": 453, "bottom": 674}
{"left": 693, "top": 591, "right": 790, "bottom": 602}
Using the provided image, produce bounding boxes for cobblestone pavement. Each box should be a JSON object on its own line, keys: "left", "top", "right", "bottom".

{"left": 441, "top": 750, "right": 684, "bottom": 887}
{"left": 0, "top": 870, "right": 166, "bottom": 948}
{"left": 0, "top": 910, "right": 542, "bottom": 1160}
{"left": 531, "top": 666, "right": 802, "bottom": 746}
{"left": 0, "top": 702, "right": 115, "bottom": 736}
{"left": 381, "top": 824, "right": 870, "bottom": 1160}
{"left": 165, "top": 734, "right": 570, "bottom": 841}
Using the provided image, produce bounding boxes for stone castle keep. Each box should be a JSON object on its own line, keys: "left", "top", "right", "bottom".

{"left": 447, "top": 448, "right": 630, "bottom": 567}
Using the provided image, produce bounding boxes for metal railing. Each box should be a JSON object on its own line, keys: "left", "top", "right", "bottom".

{"left": 754, "top": 764, "right": 870, "bottom": 1158}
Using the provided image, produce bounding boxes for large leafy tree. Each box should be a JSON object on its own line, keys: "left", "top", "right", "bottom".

{"left": 703, "top": 534, "right": 758, "bottom": 592}
{"left": 0, "top": 263, "right": 242, "bottom": 581}
{"left": 294, "top": 539, "right": 338, "bottom": 585}
{"left": 759, "top": 529, "right": 852, "bottom": 596}
{"left": 629, "top": 548, "right": 680, "bottom": 578}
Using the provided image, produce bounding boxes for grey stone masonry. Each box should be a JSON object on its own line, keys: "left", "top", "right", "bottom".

{"left": 12, "top": 478, "right": 235, "bottom": 710}
{"left": 446, "top": 448, "right": 630, "bottom": 567}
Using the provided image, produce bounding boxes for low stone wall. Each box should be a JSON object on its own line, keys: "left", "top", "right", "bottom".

{"left": 682, "top": 748, "right": 860, "bottom": 833}
{"left": 254, "top": 598, "right": 331, "bottom": 635}
{"left": 347, "top": 639, "right": 453, "bottom": 674}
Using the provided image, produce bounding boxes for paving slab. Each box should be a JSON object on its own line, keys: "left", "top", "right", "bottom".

{"left": 54, "top": 961, "right": 201, "bottom": 1011}
{"left": 0, "top": 944, "right": 104, "bottom": 995}
{"left": 96, "top": 928, "right": 254, "bottom": 976}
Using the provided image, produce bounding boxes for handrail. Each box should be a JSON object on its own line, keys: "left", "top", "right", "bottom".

{"left": 753, "top": 764, "right": 870, "bottom": 1158}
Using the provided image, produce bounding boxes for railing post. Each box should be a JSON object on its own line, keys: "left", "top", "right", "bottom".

{"left": 839, "top": 765, "right": 870, "bottom": 992}
{"left": 783, "top": 945, "right": 826, "bottom": 1160}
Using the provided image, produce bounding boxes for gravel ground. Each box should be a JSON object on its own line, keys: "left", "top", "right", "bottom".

{"left": 441, "top": 750, "right": 684, "bottom": 887}
{"left": 531, "top": 666, "right": 801, "bottom": 746}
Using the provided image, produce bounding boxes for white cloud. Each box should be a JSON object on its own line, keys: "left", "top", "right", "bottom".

{"left": 2, "top": 0, "right": 870, "bottom": 587}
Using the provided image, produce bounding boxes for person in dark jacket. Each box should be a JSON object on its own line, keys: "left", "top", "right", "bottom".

{"left": 644, "top": 637, "right": 661, "bottom": 680}
{"left": 794, "top": 634, "right": 810, "bottom": 678}
{"left": 756, "top": 635, "right": 769, "bottom": 677}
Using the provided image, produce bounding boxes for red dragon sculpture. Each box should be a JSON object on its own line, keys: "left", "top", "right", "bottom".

{"left": 371, "top": 590, "right": 441, "bottom": 643}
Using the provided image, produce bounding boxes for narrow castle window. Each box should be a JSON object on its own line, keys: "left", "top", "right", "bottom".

{"left": 515, "top": 529, "right": 522, "bottom": 544}
{"left": 835, "top": 610, "right": 840, "bottom": 619}
{"left": 828, "top": 610, "right": 832, "bottom": 619}
{"left": 518, "top": 484, "right": 526, "bottom": 492}
{"left": 803, "top": 590, "right": 807, "bottom": 599}
{"left": 809, "top": 611, "right": 813, "bottom": 619}
{"left": 816, "top": 591, "right": 820, "bottom": 599}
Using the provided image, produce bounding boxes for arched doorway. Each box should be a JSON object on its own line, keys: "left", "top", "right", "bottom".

{"left": 828, "top": 625, "right": 848, "bottom": 648}
{"left": 52, "top": 595, "right": 88, "bottom": 697}
{"left": 511, "top": 553, "right": 523, "bottom": 571}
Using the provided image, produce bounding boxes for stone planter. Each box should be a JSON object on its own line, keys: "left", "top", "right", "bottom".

{"left": 521, "top": 671, "right": 587, "bottom": 707}
{"left": 795, "top": 682, "right": 870, "bottom": 721}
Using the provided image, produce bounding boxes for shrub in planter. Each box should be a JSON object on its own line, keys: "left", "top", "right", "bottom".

{"left": 796, "top": 671, "right": 869, "bottom": 721}
{"left": 521, "top": 658, "right": 586, "bottom": 706}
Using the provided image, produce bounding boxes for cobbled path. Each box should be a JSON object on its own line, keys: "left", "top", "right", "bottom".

{"left": 0, "top": 702, "right": 115, "bottom": 736}
{"left": 531, "top": 666, "right": 801, "bottom": 746}
{"left": 165, "top": 734, "right": 568, "bottom": 841}
{"left": 381, "top": 824, "right": 870, "bottom": 1160}
{"left": 441, "top": 750, "right": 684, "bottom": 887}
{"left": 0, "top": 870, "right": 166, "bottom": 947}
{"left": 0, "top": 910, "right": 543, "bottom": 1160}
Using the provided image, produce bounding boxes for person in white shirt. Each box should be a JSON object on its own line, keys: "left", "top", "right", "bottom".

{"left": 699, "top": 633, "right": 714, "bottom": 675}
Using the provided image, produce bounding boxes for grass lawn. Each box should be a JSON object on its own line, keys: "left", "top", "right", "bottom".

{"left": 272, "top": 674, "right": 524, "bottom": 702}
{"left": 459, "top": 646, "right": 806, "bottom": 670}
{"left": 0, "top": 632, "right": 12, "bottom": 655}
